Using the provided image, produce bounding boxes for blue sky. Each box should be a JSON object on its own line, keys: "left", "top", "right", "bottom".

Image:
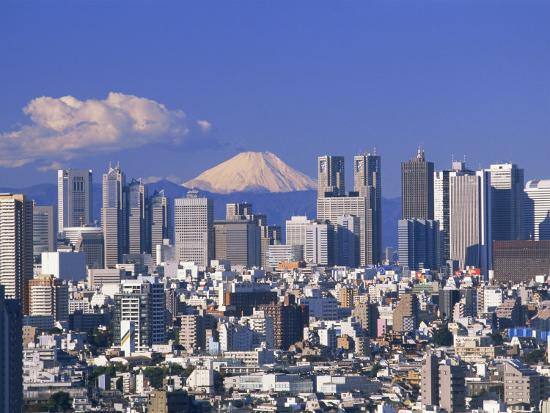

{"left": 1, "top": 0, "right": 549, "bottom": 197}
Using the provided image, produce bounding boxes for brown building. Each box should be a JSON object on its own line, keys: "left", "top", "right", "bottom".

{"left": 352, "top": 301, "right": 379, "bottom": 337}
{"left": 392, "top": 293, "right": 419, "bottom": 334}
{"left": 493, "top": 240, "right": 550, "bottom": 284}
{"left": 148, "top": 390, "right": 193, "bottom": 413}
{"left": 258, "top": 296, "right": 309, "bottom": 350}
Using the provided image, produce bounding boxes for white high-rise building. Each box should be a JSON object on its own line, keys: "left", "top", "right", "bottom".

{"left": 524, "top": 180, "right": 550, "bottom": 240}
{"left": 33, "top": 204, "right": 55, "bottom": 262}
{"left": 304, "top": 221, "right": 333, "bottom": 266}
{"left": 0, "top": 193, "right": 33, "bottom": 313}
{"left": 449, "top": 169, "right": 492, "bottom": 276}
{"left": 102, "top": 164, "right": 127, "bottom": 268}
{"left": 174, "top": 191, "right": 213, "bottom": 268}
{"left": 57, "top": 169, "right": 93, "bottom": 233}
{"left": 28, "top": 274, "right": 68, "bottom": 321}
{"left": 285, "top": 216, "right": 313, "bottom": 247}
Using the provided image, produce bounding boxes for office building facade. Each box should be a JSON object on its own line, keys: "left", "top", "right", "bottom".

{"left": 398, "top": 219, "right": 440, "bottom": 271}
{"left": 317, "top": 155, "right": 345, "bottom": 197}
{"left": 57, "top": 168, "right": 93, "bottom": 232}
{"left": 401, "top": 148, "right": 434, "bottom": 220}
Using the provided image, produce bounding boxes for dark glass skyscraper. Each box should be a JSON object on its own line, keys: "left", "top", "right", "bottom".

{"left": 401, "top": 148, "right": 434, "bottom": 220}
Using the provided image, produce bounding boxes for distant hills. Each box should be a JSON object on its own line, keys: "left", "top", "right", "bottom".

{"left": 0, "top": 179, "right": 401, "bottom": 248}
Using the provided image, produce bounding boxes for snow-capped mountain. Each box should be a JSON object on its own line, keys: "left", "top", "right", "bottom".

{"left": 183, "top": 151, "right": 316, "bottom": 193}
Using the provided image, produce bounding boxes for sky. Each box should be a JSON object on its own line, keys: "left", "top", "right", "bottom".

{"left": 1, "top": 0, "right": 549, "bottom": 197}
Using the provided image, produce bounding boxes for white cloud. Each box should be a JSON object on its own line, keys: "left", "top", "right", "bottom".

{"left": 197, "top": 119, "right": 212, "bottom": 133}
{"left": 0, "top": 92, "right": 209, "bottom": 167}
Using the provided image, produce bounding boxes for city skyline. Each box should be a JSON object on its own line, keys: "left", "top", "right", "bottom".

{"left": 1, "top": 2, "right": 550, "bottom": 197}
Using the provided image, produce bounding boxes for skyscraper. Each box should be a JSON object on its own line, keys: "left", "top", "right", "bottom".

{"left": 398, "top": 219, "right": 440, "bottom": 271}
{"left": 523, "top": 179, "right": 550, "bottom": 240}
{"left": 32, "top": 204, "right": 55, "bottom": 263}
{"left": 317, "top": 155, "right": 345, "bottom": 197}
{"left": 489, "top": 163, "right": 524, "bottom": 241}
{"left": 401, "top": 148, "right": 434, "bottom": 220}
{"left": 449, "top": 169, "right": 492, "bottom": 275}
{"left": 0, "top": 285, "right": 23, "bottom": 413}
{"left": 354, "top": 151, "right": 382, "bottom": 262}
{"left": 57, "top": 169, "right": 93, "bottom": 233}
{"left": 336, "top": 214, "right": 360, "bottom": 267}
{"left": 174, "top": 190, "right": 214, "bottom": 268}
{"left": 102, "top": 164, "right": 127, "bottom": 268}
{"left": 285, "top": 216, "right": 313, "bottom": 247}
{"left": 0, "top": 194, "right": 33, "bottom": 314}
{"left": 214, "top": 219, "right": 261, "bottom": 268}
{"left": 304, "top": 220, "right": 334, "bottom": 266}
{"left": 149, "top": 190, "right": 169, "bottom": 263}
{"left": 127, "top": 179, "right": 147, "bottom": 255}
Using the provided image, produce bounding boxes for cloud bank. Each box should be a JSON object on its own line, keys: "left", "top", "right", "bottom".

{"left": 0, "top": 92, "right": 210, "bottom": 167}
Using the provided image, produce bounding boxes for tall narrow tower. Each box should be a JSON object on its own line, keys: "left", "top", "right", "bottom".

{"left": 57, "top": 169, "right": 93, "bottom": 233}
{"left": 489, "top": 163, "right": 524, "bottom": 241}
{"left": 401, "top": 148, "right": 434, "bottom": 220}
{"left": 317, "top": 155, "right": 345, "bottom": 198}
{"left": 102, "top": 164, "right": 127, "bottom": 268}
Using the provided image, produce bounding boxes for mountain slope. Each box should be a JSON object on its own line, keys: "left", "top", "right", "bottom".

{"left": 184, "top": 151, "right": 316, "bottom": 193}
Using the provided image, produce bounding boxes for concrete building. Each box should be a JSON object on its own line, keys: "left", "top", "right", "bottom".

{"left": 449, "top": 168, "right": 492, "bottom": 275}
{"left": 336, "top": 214, "right": 360, "bottom": 267}
{"left": 504, "top": 360, "right": 542, "bottom": 408}
{"left": 266, "top": 244, "right": 303, "bottom": 268}
{"left": 0, "top": 285, "right": 23, "bottom": 413}
{"left": 438, "top": 359, "right": 466, "bottom": 413}
{"left": 258, "top": 298, "right": 308, "bottom": 350}
{"left": 392, "top": 293, "right": 418, "bottom": 334}
{"left": 32, "top": 204, "right": 55, "bottom": 263}
{"left": 41, "top": 251, "right": 87, "bottom": 282}
{"left": 398, "top": 219, "right": 440, "bottom": 271}
{"left": 489, "top": 163, "right": 524, "bottom": 241}
{"left": 318, "top": 155, "right": 345, "bottom": 197}
{"left": 214, "top": 219, "right": 261, "bottom": 268}
{"left": 401, "top": 148, "right": 434, "bottom": 220}
{"left": 421, "top": 352, "right": 439, "bottom": 408}
{"left": 28, "top": 274, "right": 68, "bottom": 322}
{"left": 352, "top": 302, "right": 379, "bottom": 337}
{"left": 174, "top": 191, "right": 214, "bottom": 269}
{"left": 113, "top": 277, "right": 166, "bottom": 351}
{"left": 493, "top": 240, "right": 550, "bottom": 284}
{"left": 523, "top": 179, "right": 550, "bottom": 240}
{"left": 57, "top": 169, "right": 93, "bottom": 233}
{"left": 304, "top": 221, "right": 334, "bottom": 267}
{"left": 101, "top": 164, "right": 127, "bottom": 268}
{"left": 62, "top": 226, "right": 104, "bottom": 269}
{"left": 0, "top": 193, "right": 33, "bottom": 314}
{"left": 285, "top": 216, "right": 313, "bottom": 248}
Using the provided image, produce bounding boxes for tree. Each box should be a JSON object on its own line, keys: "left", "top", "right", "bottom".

{"left": 144, "top": 366, "right": 164, "bottom": 389}
{"left": 432, "top": 326, "right": 453, "bottom": 346}
{"left": 490, "top": 332, "right": 504, "bottom": 345}
{"left": 521, "top": 349, "right": 545, "bottom": 365}
{"left": 47, "top": 392, "right": 71, "bottom": 412}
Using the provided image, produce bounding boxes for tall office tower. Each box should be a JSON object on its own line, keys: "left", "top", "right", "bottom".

{"left": 489, "top": 163, "right": 524, "bottom": 241}
{"left": 317, "top": 195, "right": 376, "bottom": 266}
{"left": 317, "top": 155, "right": 345, "bottom": 197}
{"left": 401, "top": 148, "right": 434, "bottom": 220}
{"left": 439, "top": 359, "right": 466, "bottom": 413}
{"left": 32, "top": 204, "right": 55, "bottom": 263}
{"left": 352, "top": 302, "right": 379, "bottom": 337}
{"left": 149, "top": 190, "right": 169, "bottom": 263}
{"left": 304, "top": 220, "right": 334, "bottom": 266}
{"left": 449, "top": 169, "right": 492, "bottom": 275}
{"left": 0, "top": 285, "right": 23, "bottom": 413}
{"left": 127, "top": 179, "right": 147, "bottom": 255}
{"left": 174, "top": 190, "right": 214, "bottom": 268}
{"left": 28, "top": 274, "right": 69, "bottom": 322}
{"left": 214, "top": 219, "right": 261, "bottom": 268}
{"left": 226, "top": 202, "right": 253, "bottom": 220}
{"left": 57, "top": 169, "right": 93, "bottom": 233}
{"left": 398, "top": 219, "right": 440, "bottom": 271}
{"left": 336, "top": 214, "right": 360, "bottom": 267}
{"left": 62, "top": 226, "right": 104, "bottom": 269}
{"left": 523, "top": 180, "right": 550, "bottom": 240}
{"left": 285, "top": 216, "right": 313, "bottom": 247}
{"left": 0, "top": 194, "right": 33, "bottom": 314}
{"left": 392, "top": 293, "right": 419, "bottom": 334}
{"left": 354, "top": 151, "right": 382, "bottom": 262}
{"left": 102, "top": 164, "right": 127, "bottom": 268}
{"left": 421, "top": 352, "right": 440, "bottom": 408}
{"left": 113, "top": 276, "right": 166, "bottom": 351}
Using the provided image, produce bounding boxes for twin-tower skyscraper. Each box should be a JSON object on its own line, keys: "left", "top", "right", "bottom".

{"left": 316, "top": 151, "right": 382, "bottom": 266}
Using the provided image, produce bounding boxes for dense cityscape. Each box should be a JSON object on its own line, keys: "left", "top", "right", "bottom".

{"left": 2, "top": 147, "right": 550, "bottom": 412}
